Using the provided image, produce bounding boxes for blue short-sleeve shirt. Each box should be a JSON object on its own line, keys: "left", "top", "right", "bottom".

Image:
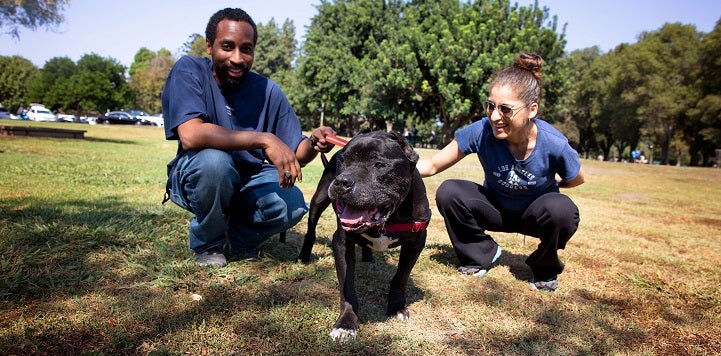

{"left": 455, "top": 117, "right": 581, "bottom": 213}
{"left": 162, "top": 56, "right": 304, "bottom": 173}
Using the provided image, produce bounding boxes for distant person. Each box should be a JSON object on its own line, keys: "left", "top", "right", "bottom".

{"left": 417, "top": 53, "right": 585, "bottom": 291}
{"left": 162, "top": 8, "right": 335, "bottom": 267}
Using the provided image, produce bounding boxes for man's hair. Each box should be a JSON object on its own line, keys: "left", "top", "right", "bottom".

{"left": 205, "top": 8, "right": 257, "bottom": 45}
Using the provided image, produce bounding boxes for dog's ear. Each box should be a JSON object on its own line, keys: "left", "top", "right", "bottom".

{"left": 388, "top": 131, "right": 419, "bottom": 164}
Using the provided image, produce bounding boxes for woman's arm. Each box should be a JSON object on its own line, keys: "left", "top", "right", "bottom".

{"left": 416, "top": 140, "right": 467, "bottom": 177}
{"left": 557, "top": 168, "right": 585, "bottom": 188}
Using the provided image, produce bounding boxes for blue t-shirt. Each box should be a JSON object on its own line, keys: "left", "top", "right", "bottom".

{"left": 455, "top": 117, "right": 581, "bottom": 213}
{"left": 162, "top": 56, "right": 304, "bottom": 173}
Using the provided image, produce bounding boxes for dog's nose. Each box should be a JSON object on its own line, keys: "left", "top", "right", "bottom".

{"left": 333, "top": 175, "right": 355, "bottom": 193}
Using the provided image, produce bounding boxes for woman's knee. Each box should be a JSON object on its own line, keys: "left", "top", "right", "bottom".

{"left": 436, "top": 179, "right": 469, "bottom": 208}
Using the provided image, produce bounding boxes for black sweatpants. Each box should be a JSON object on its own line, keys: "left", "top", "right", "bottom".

{"left": 435, "top": 179, "right": 580, "bottom": 280}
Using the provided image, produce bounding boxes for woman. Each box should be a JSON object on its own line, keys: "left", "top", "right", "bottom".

{"left": 417, "top": 53, "right": 584, "bottom": 291}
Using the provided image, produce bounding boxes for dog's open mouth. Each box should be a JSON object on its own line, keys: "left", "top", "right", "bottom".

{"left": 334, "top": 200, "right": 391, "bottom": 232}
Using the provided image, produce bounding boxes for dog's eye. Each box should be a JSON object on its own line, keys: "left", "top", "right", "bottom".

{"left": 374, "top": 161, "right": 385, "bottom": 168}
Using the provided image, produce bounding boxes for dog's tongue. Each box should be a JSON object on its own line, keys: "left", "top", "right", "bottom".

{"left": 337, "top": 204, "right": 377, "bottom": 231}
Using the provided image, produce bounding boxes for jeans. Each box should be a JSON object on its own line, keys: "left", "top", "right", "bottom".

{"left": 167, "top": 148, "right": 308, "bottom": 255}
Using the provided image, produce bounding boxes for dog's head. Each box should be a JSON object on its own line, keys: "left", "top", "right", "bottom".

{"left": 328, "top": 131, "right": 419, "bottom": 233}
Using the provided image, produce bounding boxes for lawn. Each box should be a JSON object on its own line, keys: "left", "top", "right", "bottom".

{"left": 1, "top": 121, "right": 720, "bottom": 355}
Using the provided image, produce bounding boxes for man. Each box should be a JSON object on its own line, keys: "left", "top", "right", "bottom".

{"left": 162, "top": 8, "right": 335, "bottom": 267}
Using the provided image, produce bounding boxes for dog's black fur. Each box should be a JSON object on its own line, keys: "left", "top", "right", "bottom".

{"left": 299, "top": 130, "right": 431, "bottom": 342}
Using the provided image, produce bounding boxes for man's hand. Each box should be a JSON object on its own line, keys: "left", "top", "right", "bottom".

{"left": 297, "top": 126, "right": 337, "bottom": 166}
{"left": 263, "top": 135, "right": 302, "bottom": 189}
{"left": 309, "top": 126, "right": 337, "bottom": 153}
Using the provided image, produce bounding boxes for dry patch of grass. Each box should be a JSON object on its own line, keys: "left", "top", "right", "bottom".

{"left": 1, "top": 122, "right": 720, "bottom": 354}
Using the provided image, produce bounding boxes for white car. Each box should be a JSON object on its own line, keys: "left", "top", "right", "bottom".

{"left": 144, "top": 113, "right": 164, "bottom": 127}
{"left": 27, "top": 105, "right": 57, "bottom": 122}
{"left": 57, "top": 114, "right": 76, "bottom": 123}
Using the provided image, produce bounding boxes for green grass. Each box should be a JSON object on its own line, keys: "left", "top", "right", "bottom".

{"left": 1, "top": 121, "right": 720, "bottom": 355}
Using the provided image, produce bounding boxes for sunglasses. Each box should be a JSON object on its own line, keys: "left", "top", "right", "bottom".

{"left": 484, "top": 100, "right": 526, "bottom": 119}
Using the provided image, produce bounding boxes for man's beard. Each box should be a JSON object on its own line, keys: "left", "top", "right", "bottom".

{"left": 215, "top": 63, "right": 248, "bottom": 89}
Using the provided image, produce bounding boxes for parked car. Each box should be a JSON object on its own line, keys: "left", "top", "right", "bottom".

{"left": 0, "top": 107, "right": 11, "bottom": 119}
{"left": 97, "top": 111, "right": 141, "bottom": 125}
{"left": 27, "top": 105, "right": 57, "bottom": 122}
{"left": 119, "top": 109, "right": 150, "bottom": 125}
{"left": 144, "top": 113, "right": 164, "bottom": 127}
{"left": 57, "top": 114, "right": 77, "bottom": 123}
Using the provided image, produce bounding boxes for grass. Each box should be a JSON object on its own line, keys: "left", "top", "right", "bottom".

{"left": 1, "top": 121, "right": 720, "bottom": 355}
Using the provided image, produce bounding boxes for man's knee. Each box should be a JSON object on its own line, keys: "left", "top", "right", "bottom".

{"left": 190, "top": 149, "right": 237, "bottom": 181}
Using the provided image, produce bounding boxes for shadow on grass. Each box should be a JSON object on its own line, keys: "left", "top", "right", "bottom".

{"left": 275, "top": 230, "right": 427, "bottom": 325}
{"left": 426, "top": 241, "right": 535, "bottom": 281}
{"left": 0, "top": 195, "right": 426, "bottom": 353}
{"left": 84, "top": 136, "right": 138, "bottom": 145}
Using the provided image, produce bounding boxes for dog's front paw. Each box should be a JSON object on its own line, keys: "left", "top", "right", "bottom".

{"left": 330, "top": 327, "right": 357, "bottom": 343}
{"left": 394, "top": 308, "right": 409, "bottom": 321}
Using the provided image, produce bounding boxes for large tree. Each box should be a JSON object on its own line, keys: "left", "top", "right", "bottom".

{"left": 129, "top": 48, "right": 175, "bottom": 113}
{"left": 0, "top": 0, "right": 69, "bottom": 38}
{"left": 254, "top": 18, "right": 297, "bottom": 80}
{"left": 561, "top": 46, "right": 603, "bottom": 157}
{"left": 626, "top": 23, "right": 702, "bottom": 165}
{"left": 179, "top": 33, "right": 208, "bottom": 58}
{"left": 297, "top": 0, "right": 566, "bottom": 142}
{"left": 26, "top": 56, "right": 77, "bottom": 112}
{"left": 297, "top": 0, "right": 397, "bottom": 135}
{"left": 689, "top": 19, "right": 721, "bottom": 166}
{"left": 0, "top": 55, "right": 38, "bottom": 111}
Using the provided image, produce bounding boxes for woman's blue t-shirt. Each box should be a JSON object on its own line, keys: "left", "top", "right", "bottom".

{"left": 455, "top": 117, "right": 581, "bottom": 213}
{"left": 162, "top": 55, "right": 304, "bottom": 173}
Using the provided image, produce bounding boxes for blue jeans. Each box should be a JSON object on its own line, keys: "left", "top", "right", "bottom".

{"left": 167, "top": 149, "right": 308, "bottom": 255}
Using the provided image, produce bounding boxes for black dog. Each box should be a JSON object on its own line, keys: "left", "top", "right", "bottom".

{"left": 299, "top": 131, "right": 431, "bottom": 342}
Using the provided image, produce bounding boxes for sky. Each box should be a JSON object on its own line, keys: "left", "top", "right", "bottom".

{"left": 1, "top": 0, "right": 720, "bottom": 69}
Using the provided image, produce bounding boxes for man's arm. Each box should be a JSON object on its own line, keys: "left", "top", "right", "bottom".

{"left": 295, "top": 126, "right": 336, "bottom": 166}
{"left": 177, "top": 118, "right": 302, "bottom": 188}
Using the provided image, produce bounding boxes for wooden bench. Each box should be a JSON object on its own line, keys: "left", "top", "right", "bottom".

{"left": 0, "top": 125, "right": 86, "bottom": 139}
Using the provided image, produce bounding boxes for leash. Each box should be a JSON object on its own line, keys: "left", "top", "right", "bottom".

{"left": 316, "top": 134, "right": 348, "bottom": 166}
{"left": 324, "top": 134, "right": 348, "bottom": 147}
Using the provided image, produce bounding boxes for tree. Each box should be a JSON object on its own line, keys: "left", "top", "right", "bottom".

{"left": 628, "top": 23, "right": 702, "bottom": 165}
{"left": 129, "top": 48, "right": 175, "bottom": 113}
{"left": 373, "top": 0, "right": 567, "bottom": 145}
{"left": 254, "top": 18, "right": 297, "bottom": 80}
{"left": 0, "top": 0, "right": 69, "bottom": 39}
{"left": 0, "top": 55, "right": 38, "bottom": 111}
{"left": 297, "top": 0, "right": 398, "bottom": 135}
{"left": 180, "top": 33, "right": 208, "bottom": 58}
{"left": 562, "top": 47, "right": 603, "bottom": 158}
{"left": 26, "top": 56, "right": 77, "bottom": 111}
{"left": 690, "top": 19, "right": 721, "bottom": 166}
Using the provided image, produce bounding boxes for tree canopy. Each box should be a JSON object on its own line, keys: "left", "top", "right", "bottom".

{"left": 0, "top": 0, "right": 69, "bottom": 38}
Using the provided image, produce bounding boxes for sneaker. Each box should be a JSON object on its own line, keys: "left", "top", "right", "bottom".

{"left": 458, "top": 246, "right": 502, "bottom": 277}
{"left": 529, "top": 278, "right": 558, "bottom": 292}
{"left": 194, "top": 247, "right": 227, "bottom": 267}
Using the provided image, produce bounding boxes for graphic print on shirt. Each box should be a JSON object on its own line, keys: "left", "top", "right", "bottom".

{"left": 493, "top": 164, "right": 537, "bottom": 191}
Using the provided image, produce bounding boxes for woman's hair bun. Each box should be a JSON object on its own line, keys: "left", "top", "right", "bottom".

{"left": 513, "top": 52, "right": 544, "bottom": 80}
